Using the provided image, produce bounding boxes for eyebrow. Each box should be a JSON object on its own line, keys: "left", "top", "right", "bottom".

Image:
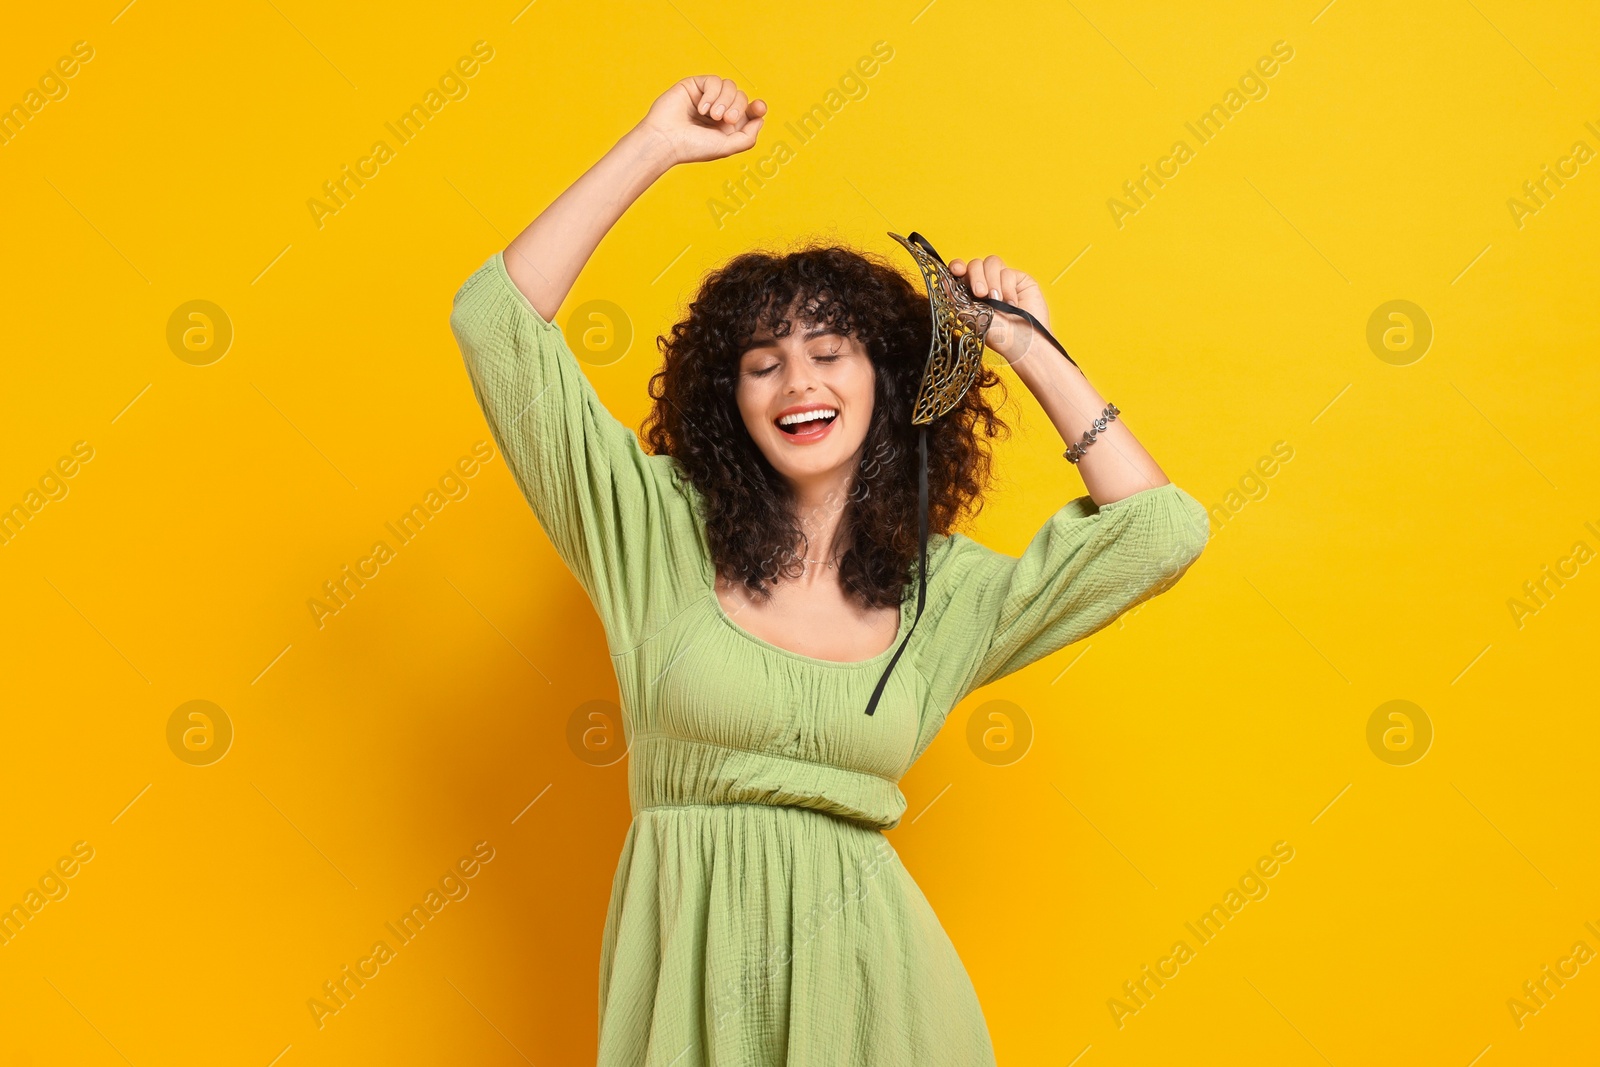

{"left": 743, "top": 325, "right": 850, "bottom": 353}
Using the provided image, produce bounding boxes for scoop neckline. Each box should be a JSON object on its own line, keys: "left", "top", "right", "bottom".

{"left": 703, "top": 570, "right": 914, "bottom": 670}
{"left": 697, "top": 535, "right": 921, "bottom": 669}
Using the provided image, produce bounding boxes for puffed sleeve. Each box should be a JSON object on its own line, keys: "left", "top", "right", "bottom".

{"left": 919, "top": 482, "right": 1210, "bottom": 706}
{"left": 449, "top": 250, "right": 703, "bottom": 654}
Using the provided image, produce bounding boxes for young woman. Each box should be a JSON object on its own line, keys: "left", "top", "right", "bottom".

{"left": 450, "top": 74, "right": 1208, "bottom": 1066}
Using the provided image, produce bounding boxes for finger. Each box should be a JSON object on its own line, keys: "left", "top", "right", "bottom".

{"left": 746, "top": 97, "right": 769, "bottom": 119}
{"left": 709, "top": 80, "right": 739, "bottom": 122}
{"left": 998, "top": 267, "right": 1020, "bottom": 303}
{"left": 724, "top": 89, "right": 749, "bottom": 125}
{"left": 721, "top": 114, "right": 763, "bottom": 154}
{"left": 979, "top": 256, "right": 1007, "bottom": 298}
{"left": 967, "top": 257, "right": 988, "bottom": 297}
{"left": 694, "top": 75, "right": 724, "bottom": 114}
{"left": 949, "top": 258, "right": 966, "bottom": 275}
{"left": 694, "top": 75, "right": 723, "bottom": 114}
{"left": 984, "top": 256, "right": 1007, "bottom": 297}
{"left": 729, "top": 114, "right": 765, "bottom": 148}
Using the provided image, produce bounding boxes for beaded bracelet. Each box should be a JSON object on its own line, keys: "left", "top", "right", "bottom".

{"left": 1064, "top": 403, "right": 1120, "bottom": 464}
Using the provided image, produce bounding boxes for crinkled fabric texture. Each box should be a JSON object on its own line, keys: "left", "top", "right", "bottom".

{"left": 450, "top": 251, "right": 1209, "bottom": 1066}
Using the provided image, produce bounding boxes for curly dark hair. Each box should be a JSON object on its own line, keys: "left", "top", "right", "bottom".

{"left": 642, "top": 238, "right": 1012, "bottom": 610}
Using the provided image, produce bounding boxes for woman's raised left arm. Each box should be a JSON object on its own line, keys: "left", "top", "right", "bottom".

{"left": 948, "top": 253, "right": 1168, "bottom": 506}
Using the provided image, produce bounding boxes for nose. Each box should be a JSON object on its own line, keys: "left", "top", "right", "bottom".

{"left": 780, "top": 354, "right": 818, "bottom": 396}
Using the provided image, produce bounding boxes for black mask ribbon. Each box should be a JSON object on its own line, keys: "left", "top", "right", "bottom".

{"left": 862, "top": 232, "right": 1079, "bottom": 716}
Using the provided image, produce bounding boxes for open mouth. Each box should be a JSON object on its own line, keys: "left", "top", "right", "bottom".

{"left": 775, "top": 408, "right": 838, "bottom": 440}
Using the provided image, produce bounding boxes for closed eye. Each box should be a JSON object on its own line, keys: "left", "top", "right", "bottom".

{"left": 747, "top": 351, "right": 843, "bottom": 377}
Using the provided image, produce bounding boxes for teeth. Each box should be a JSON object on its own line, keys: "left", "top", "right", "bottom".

{"left": 777, "top": 408, "right": 837, "bottom": 427}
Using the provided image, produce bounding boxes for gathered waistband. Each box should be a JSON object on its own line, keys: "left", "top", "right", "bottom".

{"left": 627, "top": 731, "right": 908, "bottom": 831}
{"left": 634, "top": 800, "right": 895, "bottom": 834}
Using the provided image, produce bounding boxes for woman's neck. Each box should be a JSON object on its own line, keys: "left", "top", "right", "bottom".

{"left": 788, "top": 469, "right": 855, "bottom": 567}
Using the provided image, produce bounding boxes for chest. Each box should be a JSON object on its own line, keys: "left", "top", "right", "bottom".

{"left": 713, "top": 575, "right": 903, "bottom": 663}
{"left": 627, "top": 593, "right": 926, "bottom": 783}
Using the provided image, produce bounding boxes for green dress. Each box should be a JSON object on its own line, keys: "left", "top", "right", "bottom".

{"left": 450, "top": 251, "right": 1209, "bottom": 1066}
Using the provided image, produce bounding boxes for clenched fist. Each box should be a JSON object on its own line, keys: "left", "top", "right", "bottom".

{"left": 638, "top": 75, "right": 767, "bottom": 166}
{"left": 948, "top": 254, "right": 1052, "bottom": 366}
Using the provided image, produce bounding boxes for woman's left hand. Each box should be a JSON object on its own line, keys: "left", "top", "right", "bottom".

{"left": 948, "top": 254, "right": 1051, "bottom": 366}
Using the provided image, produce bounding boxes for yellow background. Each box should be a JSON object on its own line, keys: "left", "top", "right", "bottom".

{"left": 3, "top": 0, "right": 1597, "bottom": 1063}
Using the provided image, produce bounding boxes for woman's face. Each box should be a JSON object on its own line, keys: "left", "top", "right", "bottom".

{"left": 735, "top": 313, "right": 876, "bottom": 490}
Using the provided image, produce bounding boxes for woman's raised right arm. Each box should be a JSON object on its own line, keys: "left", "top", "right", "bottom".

{"left": 502, "top": 76, "right": 767, "bottom": 318}
{"left": 449, "top": 77, "right": 765, "bottom": 653}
